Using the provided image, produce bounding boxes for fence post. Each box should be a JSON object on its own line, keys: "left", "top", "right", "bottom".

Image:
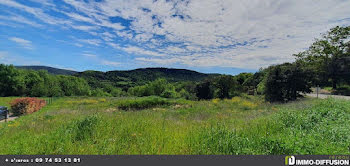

{"left": 316, "top": 85, "right": 319, "bottom": 99}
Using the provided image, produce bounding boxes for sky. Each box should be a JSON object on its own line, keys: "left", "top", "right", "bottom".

{"left": 0, "top": 0, "right": 350, "bottom": 75}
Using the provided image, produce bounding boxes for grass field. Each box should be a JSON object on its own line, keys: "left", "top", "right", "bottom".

{"left": 0, "top": 96, "right": 349, "bottom": 155}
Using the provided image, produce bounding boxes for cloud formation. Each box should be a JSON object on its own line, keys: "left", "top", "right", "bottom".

{"left": 8, "top": 37, "right": 33, "bottom": 49}
{"left": 1, "top": 0, "right": 350, "bottom": 69}
{"left": 101, "top": 60, "right": 120, "bottom": 67}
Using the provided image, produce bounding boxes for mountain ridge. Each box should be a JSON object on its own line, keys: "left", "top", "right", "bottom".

{"left": 15, "top": 66, "right": 78, "bottom": 75}
{"left": 15, "top": 66, "right": 221, "bottom": 89}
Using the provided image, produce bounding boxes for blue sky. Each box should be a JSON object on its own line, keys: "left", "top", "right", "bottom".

{"left": 0, "top": 0, "right": 350, "bottom": 75}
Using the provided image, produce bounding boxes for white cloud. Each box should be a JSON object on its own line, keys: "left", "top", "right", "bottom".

{"left": 2, "top": 0, "right": 350, "bottom": 69}
{"left": 9, "top": 37, "right": 33, "bottom": 49}
{"left": 101, "top": 60, "right": 120, "bottom": 67}
{"left": 71, "top": 25, "right": 98, "bottom": 31}
{"left": 77, "top": 39, "right": 101, "bottom": 46}
{"left": 58, "top": 0, "right": 350, "bottom": 69}
{"left": 82, "top": 53, "right": 97, "bottom": 57}
{"left": 0, "top": 0, "right": 72, "bottom": 25}
{"left": 123, "top": 46, "right": 164, "bottom": 57}
{"left": 74, "top": 43, "right": 83, "bottom": 47}
{"left": 0, "top": 15, "right": 43, "bottom": 27}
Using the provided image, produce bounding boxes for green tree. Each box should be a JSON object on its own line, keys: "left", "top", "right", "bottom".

{"left": 243, "top": 70, "right": 265, "bottom": 95}
{"left": 0, "top": 64, "right": 25, "bottom": 96}
{"left": 195, "top": 80, "right": 214, "bottom": 100}
{"left": 214, "top": 75, "right": 239, "bottom": 99}
{"left": 58, "top": 75, "right": 91, "bottom": 96}
{"left": 265, "top": 63, "right": 312, "bottom": 102}
{"left": 295, "top": 26, "right": 350, "bottom": 89}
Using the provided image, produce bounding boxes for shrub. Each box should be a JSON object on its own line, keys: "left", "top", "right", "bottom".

{"left": 160, "top": 88, "right": 178, "bottom": 98}
{"left": 91, "top": 88, "right": 112, "bottom": 97}
{"left": 117, "top": 97, "right": 171, "bottom": 110}
{"left": 333, "top": 85, "right": 350, "bottom": 96}
{"left": 10, "top": 97, "right": 46, "bottom": 115}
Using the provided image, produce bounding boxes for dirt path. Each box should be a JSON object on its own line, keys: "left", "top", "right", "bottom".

{"left": 305, "top": 93, "right": 350, "bottom": 100}
{"left": 0, "top": 116, "right": 18, "bottom": 123}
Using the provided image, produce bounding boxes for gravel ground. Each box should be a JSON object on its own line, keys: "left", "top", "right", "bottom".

{"left": 306, "top": 93, "right": 350, "bottom": 100}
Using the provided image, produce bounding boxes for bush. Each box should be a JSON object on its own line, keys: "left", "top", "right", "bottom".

{"left": 160, "top": 88, "right": 178, "bottom": 98}
{"left": 117, "top": 97, "right": 171, "bottom": 110}
{"left": 333, "top": 85, "right": 350, "bottom": 96}
{"left": 91, "top": 88, "right": 112, "bottom": 97}
{"left": 10, "top": 97, "right": 46, "bottom": 115}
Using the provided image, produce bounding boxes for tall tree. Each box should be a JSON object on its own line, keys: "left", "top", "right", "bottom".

{"left": 265, "top": 63, "right": 312, "bottom": 102}
{"left": 214, "top": 75, "right": 238, "bottom": 99}
{"left": 295, "top": 26, "right": 350, "bottom": 88}
{"left": 195, "top": 80, "right": 214, "bottom": 100}
{"left": 0, "top": 64, "right": 24, "bottom": 96}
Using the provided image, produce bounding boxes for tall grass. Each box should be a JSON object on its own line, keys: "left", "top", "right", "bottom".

{"left": 0, "top": 96, "right": 348, "bottom": 154}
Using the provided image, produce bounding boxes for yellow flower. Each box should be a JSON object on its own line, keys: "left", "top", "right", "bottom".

{"left": 240, "top": 101, "right": 258, "bottom": 110}
{"left": 8, "top": 121, "right": 20, "bottom": 127}
{"left": 99, "top": 98, "right": 107, "bottom": 102}
{"left": 212, "top": 98, "right": 220, "bottom": 104}
{"left": 231, "top": 97, "right": 242, "bottom": 103}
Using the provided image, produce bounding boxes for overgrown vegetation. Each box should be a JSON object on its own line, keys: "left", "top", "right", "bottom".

{"left": 117, "top": 96, "right": 172, "bottom": 110}
{"left": 0, "top": 96, "right": 349, "bottom": 154}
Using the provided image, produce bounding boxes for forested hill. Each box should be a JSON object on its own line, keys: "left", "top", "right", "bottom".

{"left": 16, "top": 66, "right": 220, "bottom": 88}
{"left": 15, "top": 66, "right": 78, "bottom": 75}
{"left": 75, "top": 67, "right": 220, "bottom": 88}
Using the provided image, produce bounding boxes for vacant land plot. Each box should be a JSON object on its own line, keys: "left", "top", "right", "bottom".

{"left": 0, "top": 96, "right": 349, "bottom": 155}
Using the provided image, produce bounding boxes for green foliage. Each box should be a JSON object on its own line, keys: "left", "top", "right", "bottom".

{"left": 333, "top": 85, "right": 350, "bottom": 96}
{"left": 235, "top": 73, "right": 253, "bottom": 85}
{"left": 76, "top": 68, "right": 217, "bottom": 90}
{"left": 160, "top": 87, "right": 178, "bottom": 98}
{"left": 257, "top": 81, "right": 266, "bottom": 95}
{"left": 195, "top": 80, "right": 215, "bottom": 100}
{"left": 264, "top": 63, "right": 313, "bottom": 102}
{"left": 214, "top": 75, "right": 240, "bottom": 99}
{"left": 91, "top": 88, "right": 111, "bottom": 97}
{"left": 0, "top": 64, "right": 25, "bottom": 96}
{"left": 16, "top": 66, "right": 77, "bottom": 75}
{"left": 58, "top": 75, "right": 91, "bottom": 96}
{"left": 69, "top": 115, "right": 100, "bottom": 142}
{"left": 117, "top": 96, "right": 171, "bottom": 110}
{"left": 0, "top": 96, "right": 348, "bottom": 154}
{"left": 109, "top": 88, "right": 126, "bottom": 97}
{"left": 243, "top": 70, "right": 266, "bottom": 95}
{"left": 178, "top": 88, "right": 195, "bottom": 100}
{"left": 0, "top": 64, "right": 91, "bottom": 97}
{"left": 295, "top": 25, "right": 350, "bottom": 88}
{"left": 195, "top": 75, "right": 243, "bottom": 100}
{"left": 127, "top": 79, "right": 181, "bottom": 98}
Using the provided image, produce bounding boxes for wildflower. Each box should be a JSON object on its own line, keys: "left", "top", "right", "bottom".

{"left": 212, "top": 98, "right": 220, "bottom": 104}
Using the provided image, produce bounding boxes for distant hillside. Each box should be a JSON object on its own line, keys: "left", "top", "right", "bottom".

{"left": 75, "top": 67, "right": 220, "bottom": 88}
{"left": 15, "top": 66, "right": 220, "bottom": 89}
{"left": 15, "top": 66, "right": 77, "bottom": 75}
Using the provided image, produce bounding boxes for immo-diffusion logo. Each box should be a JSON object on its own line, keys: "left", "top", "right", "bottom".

{"left": 285, "top": 156, "right": 350, "bottom": 166}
